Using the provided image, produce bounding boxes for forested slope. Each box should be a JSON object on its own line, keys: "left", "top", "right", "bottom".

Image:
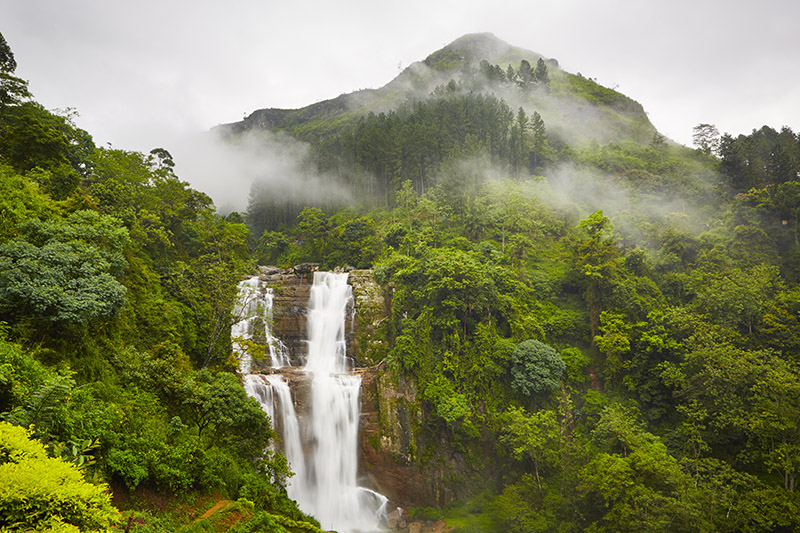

{"left": 229, "top": 34, "right": 800, "bottom": 533}
{"left": 0, "top": 32, "right": 321, "bottom": 532}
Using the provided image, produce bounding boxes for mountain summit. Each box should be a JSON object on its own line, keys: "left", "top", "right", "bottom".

{"left": 217, "top": 33, "right": 656, "bottom": 147}
{"left": 422, "top": 32, "right": 551, "bottom": 71}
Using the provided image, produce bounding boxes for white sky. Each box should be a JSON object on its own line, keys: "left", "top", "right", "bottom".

{"left": 3, "top": 0, "right": 799, "bottom": 189}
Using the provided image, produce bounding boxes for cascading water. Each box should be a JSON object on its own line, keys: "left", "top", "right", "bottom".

{"left": 300, "top": 272, "right": 388, "bottom": 531}
{"left": 232, "top": 277, "right": 290, "bottom": 372}
{"left": 234, "top": 273, "right": 388, "bottom": 533}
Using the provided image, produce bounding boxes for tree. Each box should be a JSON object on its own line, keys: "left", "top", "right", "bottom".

{"left": 511, "top": 340, "right": 565, "bottom": 396}
{"left": 505, "top": 64, "right": 517, "bottom": 85}
{"left": 295, "top": 206, "right": 328, "bottom": 260}
{"left": 148, "top": 147, "right": 176, "bottom": 173}
{"left": 180, "top": 370, "right": 273, "bottom": 457}
{"left": 0, "top": 166, "right": 58, "bottom": 242}
{"left": 574, "top": 211, "right": 621, "bottom": 337}
{"left": 0, "top": 103, "right": 93, "bottom": 192}
{"left": 692, "top": 264, "right": 780, "bottom": 335}
{"left": 534, "top": 58, "right": 550, "bottom": 90}
{"left": 422, "top": 375, "right": 473, "bottom": 435}
{"left": 0, "top": 210, "right": 129, "bottom": 331}
{"left": 396, "top": 179, "right": 417, "bottom": 231}
{"left": 0, "top": 32, "right": 17, "bottom": 73}
{"left": 510, "top": 107, "right": 529, "bottom": 175}
{"left": 500, "top": 406, "right": 560, "bottom": 494}
{"left": 0, "top": 31, "right": 30, "bottom": 108}
{"left": 517, "top": 60, "right": 534, "bottom": 90}
{"left": 578, "top": 405, "right": 698, "bottom": 531}
{"left": 681, "top": 343, "right": 800, "bottom": 491}
{"left": 530, "top": 111, "right": 550, "bottom": 172}
{"left": 692, "top": 123, "right": 720, "bottom": 156}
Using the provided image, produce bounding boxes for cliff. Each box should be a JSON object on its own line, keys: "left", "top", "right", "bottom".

{"left": 251, "top": 265, "right": 486, "bottom": 509}
{"left": 253, "top": 265, "right": 386, "bottom": 369}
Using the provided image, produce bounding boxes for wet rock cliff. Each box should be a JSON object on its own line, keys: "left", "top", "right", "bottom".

{"left": 253, "top": 265, "right": 484, "bottom": 508}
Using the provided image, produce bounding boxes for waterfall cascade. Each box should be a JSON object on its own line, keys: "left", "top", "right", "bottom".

{"left": 233, "top": 272, "right": 388, "bottom": 533}
{"left": 232, "top": 277, "right": 290, "bottom": 373}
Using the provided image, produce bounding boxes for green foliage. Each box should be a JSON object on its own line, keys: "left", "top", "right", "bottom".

{"left": 560, "top": 72, "right": 643, "bottom": 114}
{"left": 500, "top": 407, "right": 560, "bottom": 492}
{"left": 720, "top": 126, "right": 800, "bottom": 192}
{"left": 0, "top": 210, "right": 128, "bottom": 327}
{"left": 227, "top": 509, "right": 323, "bottom": 533}
{"left": 680, "top": 343, "right": 800, "bottom": 490}
{"left": 510, "top": 340, "right": 565, "bottom": 396}
{"left": 691, "top": 263, "right": 780, "bottom": 334}
{"left": 578, "top": 405, "right": 697, "bottom": 531}
{"left": 422, "top": 376, "right": 473, "bottom": 432}
{"left": 0, "top": 32, "right": 31, "bottom": 109}
{"left": 0, "top": 103, "right": 94, "bottom": 192}
{"left": 0, "top": 422, "right": 119, "bottom": 532}
{"left": 5, "top": 35, "right": 800, "bottom": 531}
{"left": 0, "top": 165, "right": 59, "bottom": 241}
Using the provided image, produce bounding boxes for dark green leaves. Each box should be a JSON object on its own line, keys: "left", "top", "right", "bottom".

{"left": 0, "top": 210, "right": 128, "bottom": 327}
{"left": 510, "top": 340, "right": 565, "bottom": 396}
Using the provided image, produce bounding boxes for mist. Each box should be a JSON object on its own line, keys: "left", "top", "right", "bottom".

{"left": 170, "top": 128, "right": 352, "bottom": 215}
{"left": 540, "top": 160, "right": 722, "bottom": 247}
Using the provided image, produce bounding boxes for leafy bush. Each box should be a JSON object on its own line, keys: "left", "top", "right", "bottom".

{"left": 510, "top": 340, "right": 565, "bottom": 396}
{"left": 0, "top": 422, "right": 119, "bottom": 532}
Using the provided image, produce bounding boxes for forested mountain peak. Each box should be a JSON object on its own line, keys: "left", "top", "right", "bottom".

{"left": 218, "top": 32, "right": 655, "bottom": 147}
{"left": 421, "top": 32, "right": 551, "bottom": 72}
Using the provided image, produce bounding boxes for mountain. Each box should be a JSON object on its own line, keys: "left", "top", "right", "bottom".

{"left": 216, "top": 33, "right": 656, "bottom": 147}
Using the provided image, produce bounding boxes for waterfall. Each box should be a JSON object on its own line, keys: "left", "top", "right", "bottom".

{"left": 232, "top": 276, "right": 290, "bottom": 372}
{"left": 234, "top": 272, "right": 388, "bottom": 533}
{"left": 243, "top": 374, "right": 275, "bottom": 426}
{"left": 305, "top": 272, "right": 352, "bottom": 374}
{"left": 301, "top": 272, "right": 387, "bottom": 532}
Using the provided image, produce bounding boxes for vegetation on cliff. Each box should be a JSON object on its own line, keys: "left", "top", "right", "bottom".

{"left": 3, "top": 27, "right": 800, "bottom": 533}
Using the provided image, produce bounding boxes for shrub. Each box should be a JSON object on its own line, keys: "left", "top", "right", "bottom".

{"left": 0, "top": 421, "right": 119, "bottom": 532}
{"left": 510, "top": 340, "right": 565, "bottom": 396}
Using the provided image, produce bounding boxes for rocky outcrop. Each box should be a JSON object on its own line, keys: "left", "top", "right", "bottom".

{"left": 255, "top": 266, "right": 386, "bottom": 368}
{"left": 347, "top": 269, "right": 388, "bottom": 366}
{"left": 256, "top": 266, "right": 314, "bottom": 366}
{"left": 358, "top": 364, "right": 479, "bottom": 508}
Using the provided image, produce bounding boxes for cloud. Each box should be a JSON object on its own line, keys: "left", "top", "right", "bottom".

{"left": 540, "top": 159, "right": 720, "bottom": 245}
{"left": 171, "top": 128, "right": 351, "bottom": 214}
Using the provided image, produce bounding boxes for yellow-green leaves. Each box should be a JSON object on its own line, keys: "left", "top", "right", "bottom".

{"left": 0, "top": 422, "right": 119, "bottom": 532}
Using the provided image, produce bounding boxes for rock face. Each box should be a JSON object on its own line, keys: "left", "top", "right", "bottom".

{"left": 253, "top": 265, "right": 316, "bottom": 367}
{"left": 346, "top": 269, "right": 388, "bottom": 366}
{"left": 257, "top": 266, "right": 386, "bottom": 368}
{"left": 256, "top": 265, "right": 481, "bottom": 509}
{"left": 358, "top": 364, "right": 480, "bottom": 508}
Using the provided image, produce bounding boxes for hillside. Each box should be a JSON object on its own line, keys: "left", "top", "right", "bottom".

{"left": 227, "top": 33, "right": 800, "bottom": 533}
{"left": 217, "top": 33, "right": 655, "bottom": 147}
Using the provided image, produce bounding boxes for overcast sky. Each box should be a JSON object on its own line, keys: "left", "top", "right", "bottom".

{"left": 3, "top": 0, "right": 799, "bottom": 197}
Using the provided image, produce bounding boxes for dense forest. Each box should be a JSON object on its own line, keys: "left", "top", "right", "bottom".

{"left": 0, "top": 32, "right": 322, "bottom": 533}
{"left": 3, "top": 30, "right": 800, "bottom": 532}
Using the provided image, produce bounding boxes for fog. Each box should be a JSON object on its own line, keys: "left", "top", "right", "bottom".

{"left": 540, "top": 160, "right": 721, "bottom": 246}
{"left": 171, "top": 129, "right": 351, "bottom": 214}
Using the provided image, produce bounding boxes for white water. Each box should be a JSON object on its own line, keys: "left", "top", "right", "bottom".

{"left": 243, "top": 374, "right": 275, "bottom": 426}
{"left": 301, "top": 272, "right": 387, "bottom": 532}
{"left": 267, "top": 374, "right": 308, "bottom": 498}
{"left": 235, "top": 272, "right": 388, "bottom": 533}
{"left": 232, "top": 276, "right": 290, "bottom": 372}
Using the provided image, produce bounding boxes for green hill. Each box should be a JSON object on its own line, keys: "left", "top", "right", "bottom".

{"left": 217, "top": 32, "right": 655, "bottom": 146}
